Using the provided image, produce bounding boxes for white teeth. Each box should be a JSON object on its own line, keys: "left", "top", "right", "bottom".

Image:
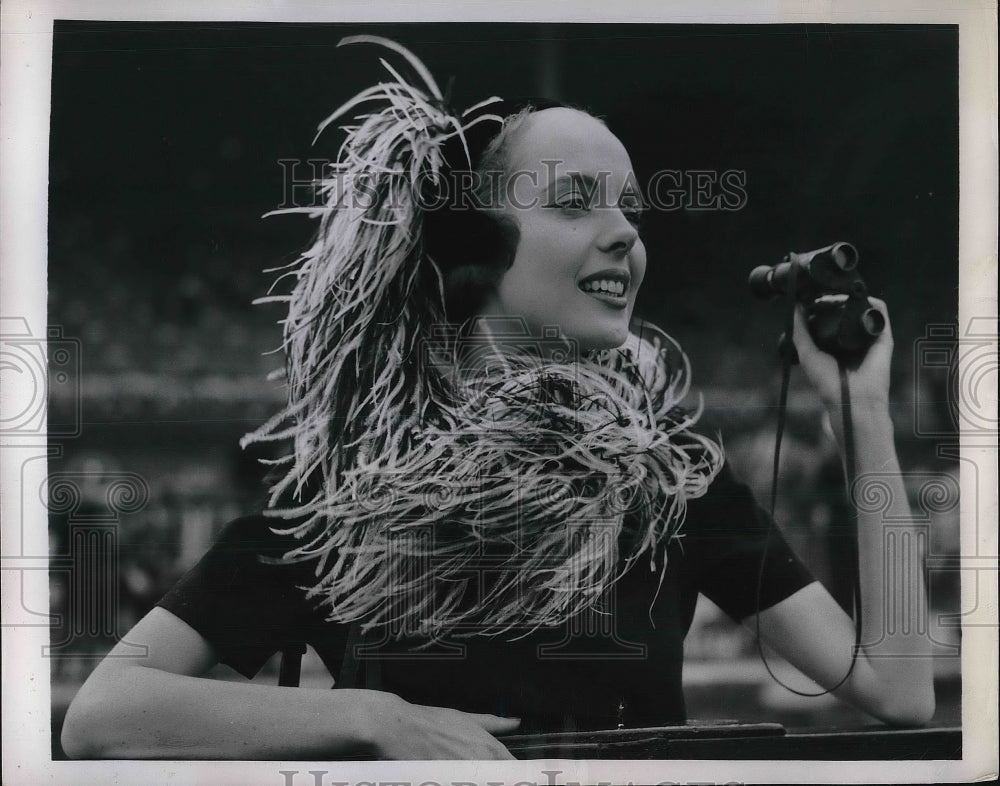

{"left": 581, "top": 279, "right": 625, "bottom": 296}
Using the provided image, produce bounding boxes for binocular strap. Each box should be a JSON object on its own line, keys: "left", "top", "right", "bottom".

{"left": 754, "top": 261, "right": 864, "bottom": 697}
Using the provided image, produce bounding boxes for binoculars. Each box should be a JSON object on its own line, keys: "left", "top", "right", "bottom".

{"left": 749, "top": 242, "right": 884, "bottom": 364}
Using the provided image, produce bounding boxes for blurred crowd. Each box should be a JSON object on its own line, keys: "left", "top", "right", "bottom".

{"left": 46, "top": 228, "right": 963, "bottom": 743}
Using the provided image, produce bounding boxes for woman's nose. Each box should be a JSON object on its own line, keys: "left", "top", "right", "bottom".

{"left": 599, "top": 207, "right": 640, "bottom": 256}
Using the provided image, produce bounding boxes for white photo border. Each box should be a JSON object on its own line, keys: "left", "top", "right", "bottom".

{"left": 1, "top": 1, "right": 996, "bottom": 784}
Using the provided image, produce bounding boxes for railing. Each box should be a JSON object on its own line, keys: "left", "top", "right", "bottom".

{"left": 502, "top": 722, "right": 961, "bottom": 760}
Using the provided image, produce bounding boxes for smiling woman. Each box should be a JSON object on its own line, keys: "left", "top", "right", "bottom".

{"left": 480, "top": 108, "right": 648, "bottom": 350}
{"left": 60, "top": 35, "right": 935, "bottom": 761}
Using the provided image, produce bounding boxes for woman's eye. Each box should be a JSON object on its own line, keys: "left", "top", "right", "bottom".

{"left": 556, "top": 192, "right": 590, "bottom": 211}
{"left": 621, "top": 204, "right": 646, "bottom": 228}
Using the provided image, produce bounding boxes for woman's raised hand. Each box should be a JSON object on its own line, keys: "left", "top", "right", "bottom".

{"left": 365, "top": 693, "right": 520, "bottom": 759}
{"left": 791, "top": 296, "right": 894, "bottom": 412}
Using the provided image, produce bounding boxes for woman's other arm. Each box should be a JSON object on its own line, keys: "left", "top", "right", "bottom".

{"left": 61, "top": 607, "right": 519, "bottom": 759}
{"left": 750, "top": 300, "right": 934, "bottom": 726}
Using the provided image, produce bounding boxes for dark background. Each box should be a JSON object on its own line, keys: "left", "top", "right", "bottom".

{"left": 48, "top": 22, "right": 959, "bottom": 374}
{"left": 47, "top": 21, "right": 961, "bottom": 756}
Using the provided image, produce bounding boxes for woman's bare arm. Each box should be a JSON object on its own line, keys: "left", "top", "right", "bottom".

{"left": 749, "top": 301, "right": 934, "bottom": 725}
{"left": 61, "top": 607, "right": 519, "bottom": 759}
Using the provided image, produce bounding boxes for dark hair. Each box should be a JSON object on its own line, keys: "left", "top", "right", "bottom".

{"left": 421, "top": 101, "right": 568, "bottom": 324}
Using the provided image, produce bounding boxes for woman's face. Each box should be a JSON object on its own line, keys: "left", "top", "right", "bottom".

{"left": 479, "top": 108, "right": 647, "bottom": 352}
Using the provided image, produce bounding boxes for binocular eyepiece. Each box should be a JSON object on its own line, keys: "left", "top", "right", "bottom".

{"left": 749, "top": 242, "right": 884, "bottom": 365}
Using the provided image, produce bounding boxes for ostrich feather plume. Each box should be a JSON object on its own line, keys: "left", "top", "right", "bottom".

{"left": 242, "top": 36, "right": 723, "bottom": 640}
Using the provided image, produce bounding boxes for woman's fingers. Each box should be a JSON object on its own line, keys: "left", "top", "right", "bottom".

{"left": 469, "top": 712, "right": 521, "bottom": 735}
{"left": 791, "top": 304, "right": 821, "bottom": 357}
{"left": 382, "top": 701, "right": 518, "bottom": 759}
{"left": 791, "top": 296, "right": 895, "bottom": 410}
{"left": 793, "top": 296, "right": 893, "bottom": 353}
{"left": 866, "top": 297, "right": 892, "bottom": 334}
{"left": 435, "top": 707, "right": 519, "bottom": 755}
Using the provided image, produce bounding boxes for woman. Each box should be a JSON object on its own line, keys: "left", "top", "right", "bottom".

{"left": 61, "top": 36, "right": 934, "bottom": 760}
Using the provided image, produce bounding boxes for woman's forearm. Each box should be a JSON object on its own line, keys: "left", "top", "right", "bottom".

{"left": 61, "top": 664, "right": 381, "bottom": 759}
{"left": 835, "top": 404, "right": 935, "bottom": 722}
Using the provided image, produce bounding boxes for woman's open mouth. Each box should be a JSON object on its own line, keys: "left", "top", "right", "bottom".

{"left": 578, "top": 271, "right": 629, "bottom": 308}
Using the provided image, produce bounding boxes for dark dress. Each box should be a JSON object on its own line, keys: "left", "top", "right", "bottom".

{"left": 157, "top": 463, "right": 814, "bottom": 734}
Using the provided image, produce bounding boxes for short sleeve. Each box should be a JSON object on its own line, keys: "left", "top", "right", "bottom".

{"left": 156, "top": 515, "right": 323, "bottom": 678}
{"left": 684, "top": 463, "right": 816, "bottom": 622}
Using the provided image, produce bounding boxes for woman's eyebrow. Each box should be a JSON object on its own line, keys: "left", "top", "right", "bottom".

{"left": 543, "top": 172, "right": 605, "bottom": 200}
{"left": 544, "top": 172, "right": 643, "bottom": 210}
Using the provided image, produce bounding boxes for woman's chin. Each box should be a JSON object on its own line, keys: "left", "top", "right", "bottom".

{"left": 575, "top": 324, "right": 631, "bottom": 353}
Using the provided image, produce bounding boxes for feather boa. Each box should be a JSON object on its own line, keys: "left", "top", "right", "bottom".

{"left": 241, "top": 36, "right": 724, "bottom": 640}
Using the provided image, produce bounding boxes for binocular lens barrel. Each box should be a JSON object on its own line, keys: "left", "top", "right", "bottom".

{"left": 748, "top": 242, "right": 860, "bottom": 299}
{"left": 830, "top": 242, "right": 859, "bottom": 271}
{"left": 748, "top": 265, "right": 779, "bottom": 298}
{"left": 860, "top": 307, "right": 886, "bottom": 337}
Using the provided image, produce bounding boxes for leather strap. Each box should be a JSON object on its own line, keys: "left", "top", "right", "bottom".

{"left": 277, "top": 641, "right": 306, "bottom": 687}
{"left": 755, "top": 262, "right": 863, "bottom": 696}
{"left": 337, "top": 623, "right": 363, "bottom": 689}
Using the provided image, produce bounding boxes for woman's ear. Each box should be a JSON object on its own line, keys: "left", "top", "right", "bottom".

{"left": 427, "top": 209, "right": 520, "bottom": 323}
{"left": 444, "top": 263, "right": 503, "bottom": 322}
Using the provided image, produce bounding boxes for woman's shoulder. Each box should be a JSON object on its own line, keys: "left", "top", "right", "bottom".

{"left": 682, "top": 460, "right": 762, "bottom": 533}
{"left": 158, "top": 510, "right": 319, "bottom": 621}
{"left": 192, "top": 511, "right": 312, "bottom": 571}
{"left": 156, "top": 510, "right": 332, "bottom": 679}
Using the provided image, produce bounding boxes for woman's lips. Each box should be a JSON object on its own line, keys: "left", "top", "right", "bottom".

{"left": 578, "top": 270, "right": 630, "bottom": 309}
{"left": 580, "top": 287, "right": 628, "bottom": 309}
